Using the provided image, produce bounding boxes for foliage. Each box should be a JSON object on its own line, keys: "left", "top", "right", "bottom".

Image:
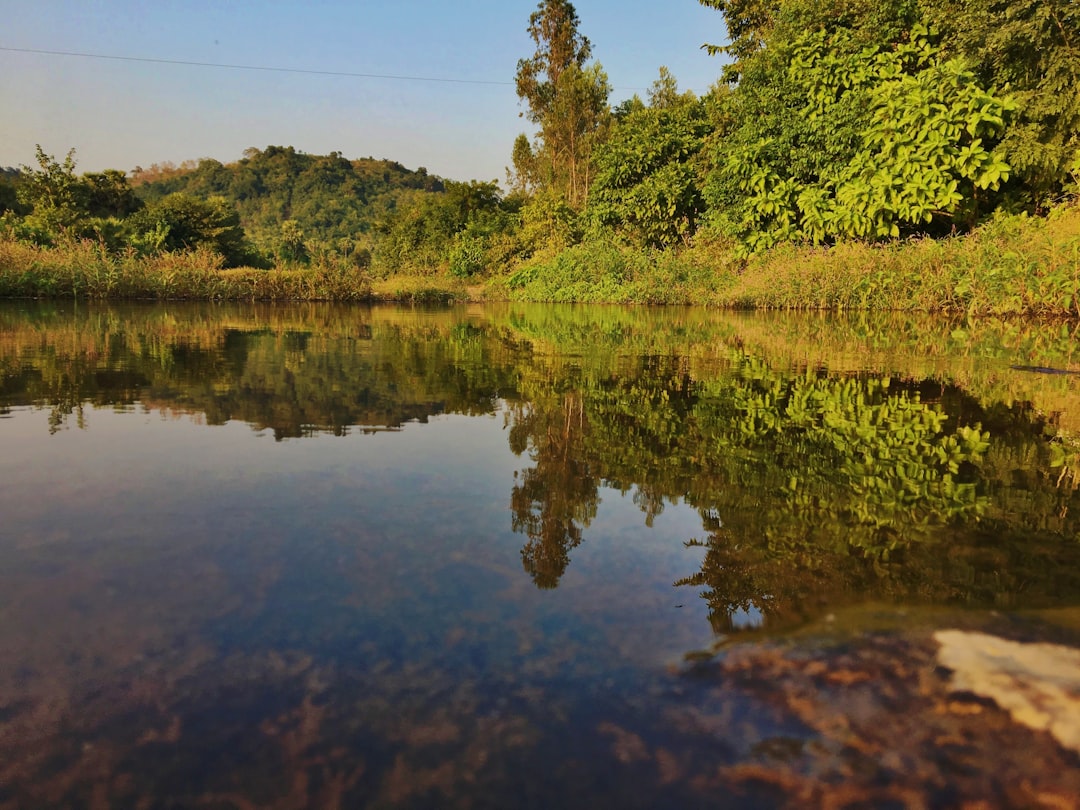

{"left": 705, "top": 21, "right": 1015, "bottom": 252}
{"left": 2, "top": 146, "right": 265, "bottom": 267}
{"left": 502, "top": 235, "right": 734, "bottom": 304}
{"left": 589, "top": 74, "right": 711, "bottom": 248}
{"left": 919, "top": 0, "right": 1080, "bottom": 206}
{"left": 493, "top": 201, "right": 1080, "bottom": 313}
{"left": 719, "top": 202, "right": 1080, "bottom": 315}
{"left": 0, "top": 168, "right": 28, "bottom": 217}
{"left": 372, "top": 180, "right": 515, "bottom": 276}
{"left": 697, "top": 0, "right": 776, "bottom": 67}
{"left": 83, "top": 170, "right": 143, "bottom": 219}
{"left": 127, "top": 193, "right": 260, "bottom": 267}
{"left": 132, "top": 145, "right": 445, "bottom": 261}
{"left": 0, "top": 238, "right": 371, "bottom": 300}
{"left": 16, "top": 146, "right": 91, "bottom": 236}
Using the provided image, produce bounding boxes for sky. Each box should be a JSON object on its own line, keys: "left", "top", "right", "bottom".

{"left": 0, "top": 1, "right": 728, "bottom": 183}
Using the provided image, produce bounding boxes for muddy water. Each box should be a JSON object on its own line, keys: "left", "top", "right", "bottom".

{"left": 2, "top": 301, "right": 1079, "bottom": 807}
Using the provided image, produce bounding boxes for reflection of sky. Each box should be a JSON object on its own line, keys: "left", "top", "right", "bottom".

{"left": 729, "top": 605, "right": 765, "bottom": 631}
{"left": 0, "top": 403, "right": 718, "bottom": 671}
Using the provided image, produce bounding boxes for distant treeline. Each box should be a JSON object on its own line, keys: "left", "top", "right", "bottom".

{"left": 0, "top": 146, "right": 451, "bottom": 270}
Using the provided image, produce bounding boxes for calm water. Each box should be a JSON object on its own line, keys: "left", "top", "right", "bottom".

{"left": 2, "top": 301, "right": 1080, "bottom": 807}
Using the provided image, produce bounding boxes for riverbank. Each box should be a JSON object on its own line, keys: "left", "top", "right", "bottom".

{"left": 497, "top": 203, "right": 1080, "bottom": 316}
{"left": 2, "top": 203, "right": 1077, "bottom": 314}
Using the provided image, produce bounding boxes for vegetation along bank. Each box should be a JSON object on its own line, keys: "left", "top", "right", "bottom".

{"left": 1, "top": 0, "right": 1077, "bottom": 312}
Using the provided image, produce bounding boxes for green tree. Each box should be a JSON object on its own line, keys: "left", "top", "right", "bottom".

{"left": 372, "top": 180, "right": 509, "bottom": 275}
{"left": 919, "top": 0, "right": 1080, "bottom": 207}
{"left": 590, "top": 71, "right": 712, "bottom": 247}
{"left": 702, "top": 8, "right": 1015, "bottom": 252}
{"left": 17, "top": 146, "right": 89, "bottom": 235}
{"left": 514, "top": 0, "right": 611, "bottom": 210}
{"left": 128, "top": 193, "right": 255, "bottom": 266}
{"left": 0, "top": 168, "right": 26, "bottom": 218}
{"left": 83, "top": 170, "right": 142, "bottom": 219}
{"left": 277, "top": 219, "right": 308, "bottom": 264}
{"left": 698, "top": 0, "right": 776, "bottom": 68}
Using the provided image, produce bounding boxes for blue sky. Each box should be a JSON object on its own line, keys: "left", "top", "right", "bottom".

{"left": 0, "top": 1, "right": 728, "bottom": 183}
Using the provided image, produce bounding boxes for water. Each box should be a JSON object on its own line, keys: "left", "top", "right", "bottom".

{"left": 2, "top": 301, "right": 1080, "bottom": 807}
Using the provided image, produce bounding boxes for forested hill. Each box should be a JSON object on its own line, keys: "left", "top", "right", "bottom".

{"left": 130, "top": 145, "right": 446, "bottom": 258}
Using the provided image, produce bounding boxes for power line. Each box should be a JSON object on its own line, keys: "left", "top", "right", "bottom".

{"left": 0, "top": 44, "right": 654, "bottom": 92}
{"left": 0, "top": 45, "right": 516, "bottom": 87}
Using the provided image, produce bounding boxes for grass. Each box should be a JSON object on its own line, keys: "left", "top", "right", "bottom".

{"left": 0, "top": 237, "right": 481, "bottom": 303}
{"left": 495, "top": 238, "right": 736, "bottom": 304}
{"left": 0, "top": 240, "right": 374, "bottom": 301}
{"left": 724, "top": 203, "right": 1080, "bottom": 316}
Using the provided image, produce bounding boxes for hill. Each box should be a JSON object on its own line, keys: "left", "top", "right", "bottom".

{"left": 131, "top": 145, "right": 447, "bottom": 260}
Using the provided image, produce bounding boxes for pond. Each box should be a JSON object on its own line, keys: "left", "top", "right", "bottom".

{"left": 2, "top": 301, "right": 1080, "bottom": 807}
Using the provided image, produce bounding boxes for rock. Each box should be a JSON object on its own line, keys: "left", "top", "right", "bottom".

{"left": 934, "top": 629, "right": 1080, "bottom": 754}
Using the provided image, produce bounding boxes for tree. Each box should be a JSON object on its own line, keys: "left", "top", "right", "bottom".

{"left": 700, "top": 6, "right": 1015, "bottom": 252}
{"left": 17, "top": 146, "right": 89, "bottom": 234}
{"left": 277, "top": 219, "right": 308, "bottom": 264}
{"left": 514, "top": 0, "right": 611, "bottom": 209}
{"left": 84, "top": 170, "right": 142, "bottom": 219}
{"left": 698, "top": 0, "right": 777, "bottom": 77}
{"left": 919, "top": 0, "right": 1080, "bottom": 207}
{"left": 0, "top": 168, "right": 26, "bottom": 217}
{"left": 372, "top": 180, "right": 509, "bottom": 275}
{"left": 590, "top": 71, "right": 712, "bottom": 248}
{"left": 128, "top": 193, "right": 254, "bottom": 266}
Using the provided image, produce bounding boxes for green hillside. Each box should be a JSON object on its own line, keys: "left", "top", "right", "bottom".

{"left": 131, "top": 145, "right": 446, "bottom": 262}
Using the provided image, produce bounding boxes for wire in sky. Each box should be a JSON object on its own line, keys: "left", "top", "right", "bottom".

{"left": 0, "top": 45, "right": 516, "bottom": 87}
{"left": 0, "top": 45, "right": 654, "bottom": 92}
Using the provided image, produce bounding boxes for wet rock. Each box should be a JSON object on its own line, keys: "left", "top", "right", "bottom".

{"left": 935, "top": 630, "right": 1080, "bottom": 754}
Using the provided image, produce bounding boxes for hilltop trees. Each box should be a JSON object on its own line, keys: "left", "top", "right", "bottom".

{"left": 133, "top": 146, "right": 445, "bottom": 262}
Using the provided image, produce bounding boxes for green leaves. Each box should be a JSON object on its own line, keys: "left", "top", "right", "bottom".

{"left": 589, "top": 86, "right": 711, "bottom": 248}
{"left": 706, "top": 19, "right": 1017, "bottom": 252}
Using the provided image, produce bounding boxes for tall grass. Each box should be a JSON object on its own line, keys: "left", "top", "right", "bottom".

{"left": 718, "top": 204, "right": 1080, "bottom": 316}
{"left": 4, "top": 203, "right": 1079, "bottom": 312}
{"left": 0, "top": 239, "right": 372, "bottom": 301}
{"left": 497, "top": 238, "right": 736, "bottom": 304}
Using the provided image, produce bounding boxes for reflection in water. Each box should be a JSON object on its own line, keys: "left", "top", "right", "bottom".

{"left": 2, "top": 301, "right": 1080, "bottom": 806}
{"left": 3, "top": 301, "right": 1080, "bottom": 622}
{"left": 510, "top": 392, "right": 597, "bottom": 588}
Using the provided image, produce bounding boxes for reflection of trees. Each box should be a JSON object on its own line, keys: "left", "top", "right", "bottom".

{"left": 4, "top": 302, "right": 1080, "bottom": 624}
{"left": 0, "top": 303, "right": 522, "bottom": 438}
{"left": 509, "top": 392, "right": 598, "bottom": 589}
{"left": 505, "top": 346, "right": 1080, "bottom": 627}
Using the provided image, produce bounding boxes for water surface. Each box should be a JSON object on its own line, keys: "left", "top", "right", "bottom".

{"left": 2, "top": 301, "right": 1080, "bottom": 807}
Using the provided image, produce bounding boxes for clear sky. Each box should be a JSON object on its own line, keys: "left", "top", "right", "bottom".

{"left": 0, "top": 1, "right": 728, "bottom": 183}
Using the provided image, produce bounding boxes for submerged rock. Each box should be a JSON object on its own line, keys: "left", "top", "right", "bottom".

{"left": 935, "top": 629, "right": 1080, "bottom": 753}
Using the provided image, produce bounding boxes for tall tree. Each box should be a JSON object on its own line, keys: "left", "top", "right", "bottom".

{"left": 514, "top": 0, "right": 611, "bottom": 209}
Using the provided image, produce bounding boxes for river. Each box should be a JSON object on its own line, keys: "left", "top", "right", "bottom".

{"left": 2, "top": 301, "right": 1079, "bottom": 807}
